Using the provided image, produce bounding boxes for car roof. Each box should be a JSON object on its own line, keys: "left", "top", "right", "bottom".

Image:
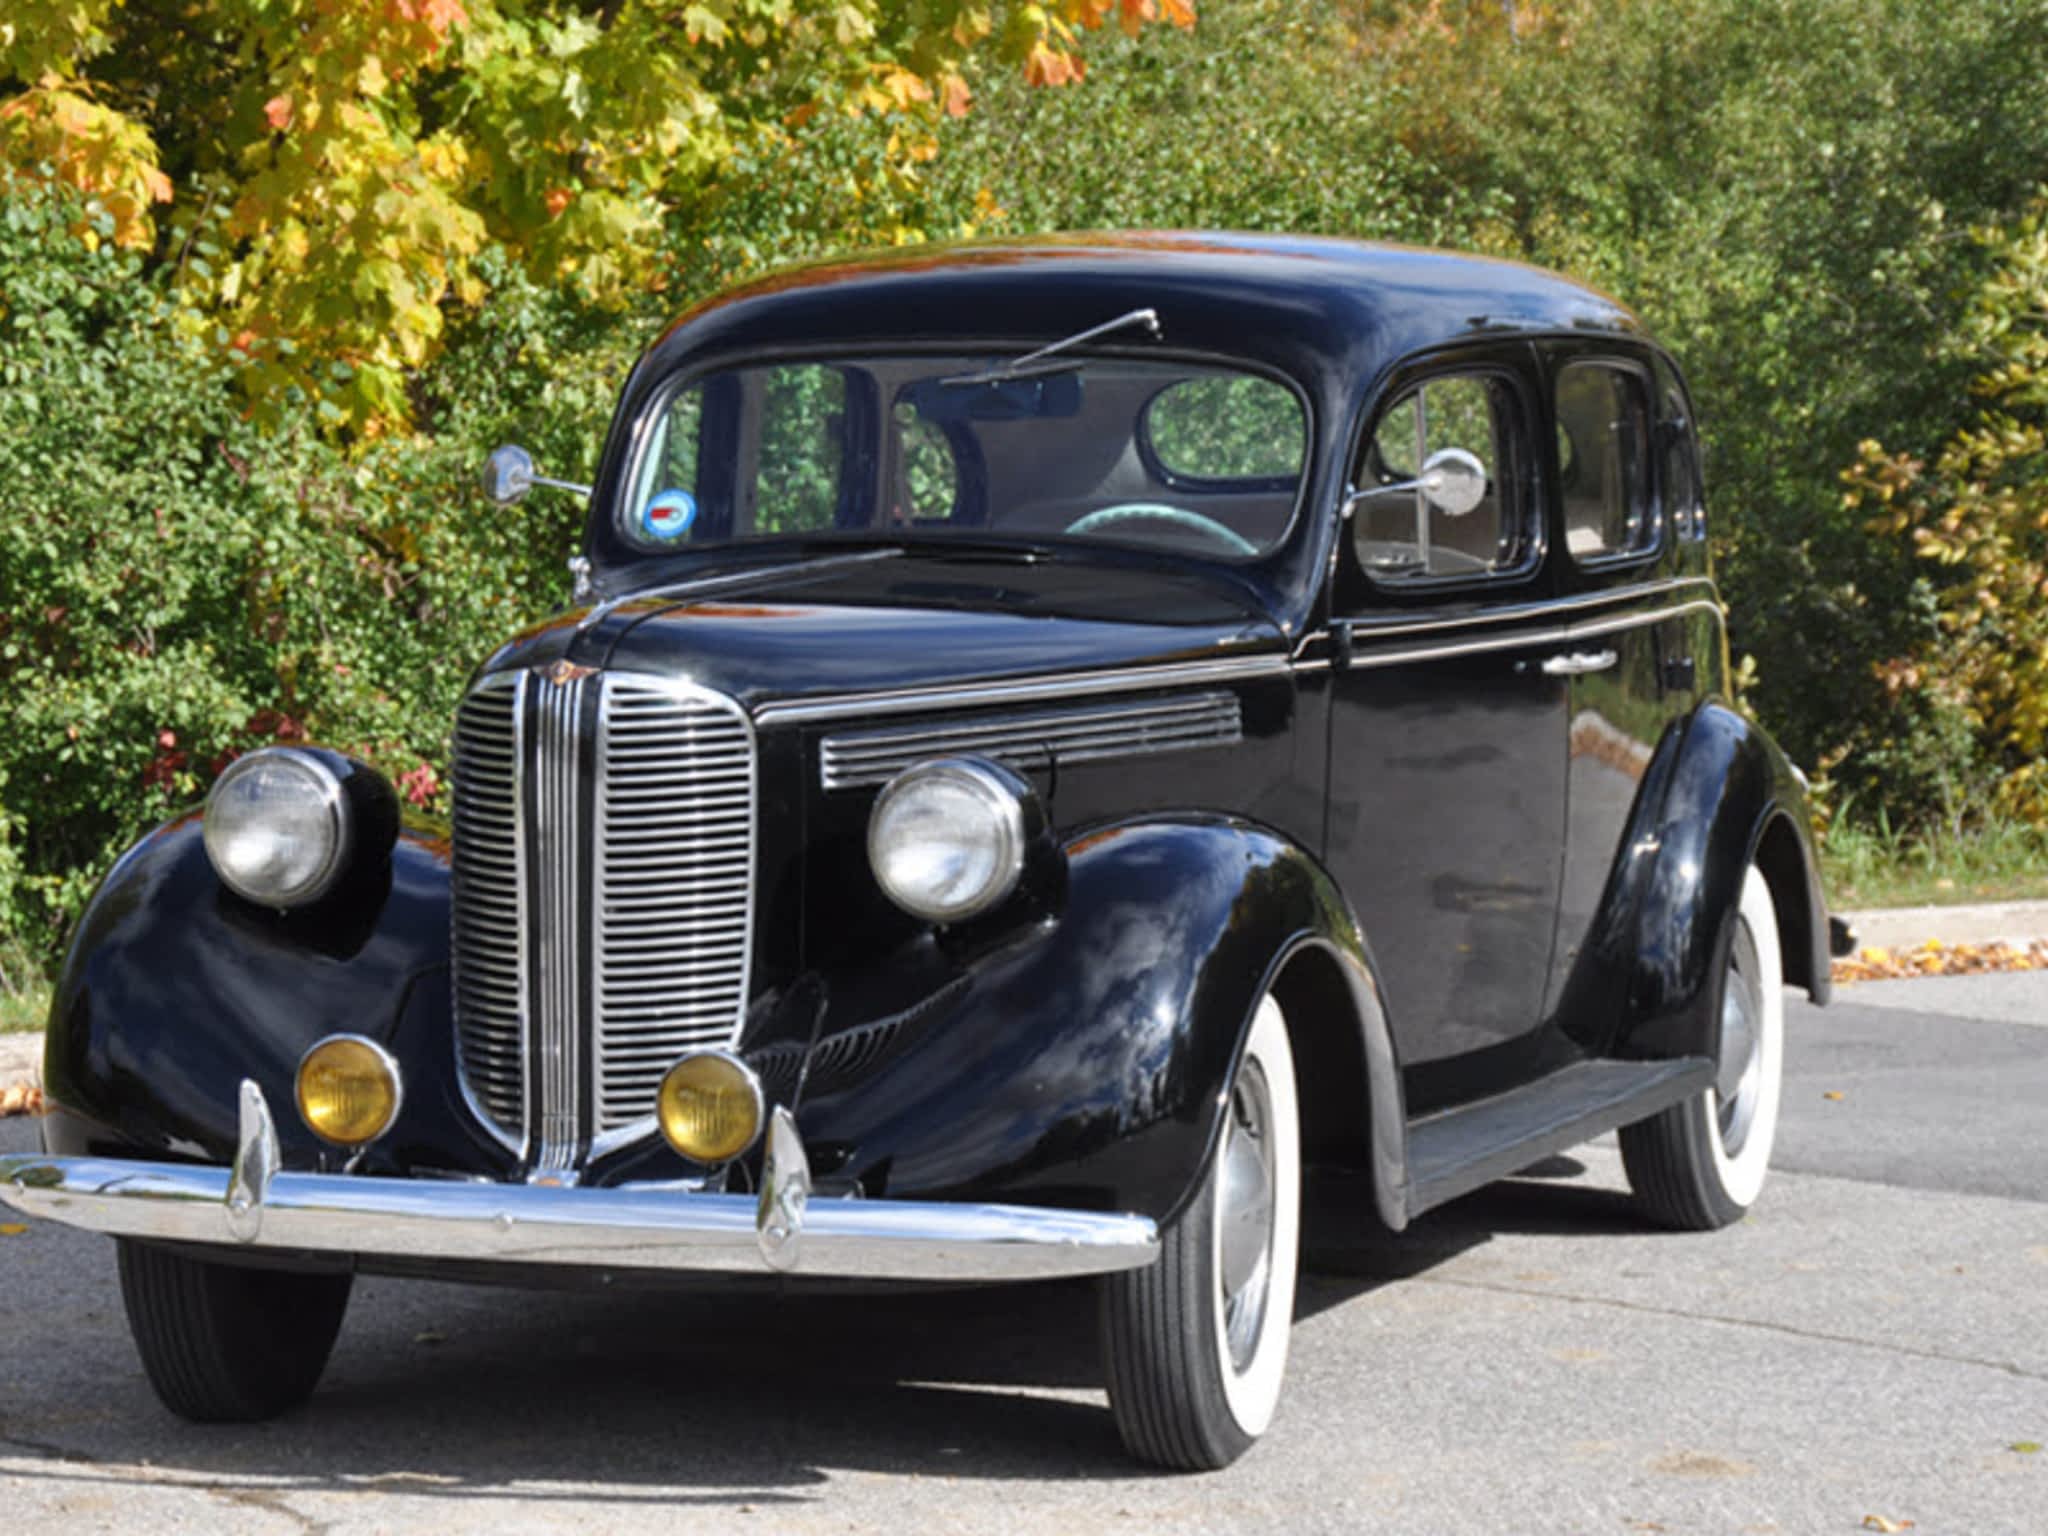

{"left": 643, "top": 231, "right": 1642, "bottom": 382}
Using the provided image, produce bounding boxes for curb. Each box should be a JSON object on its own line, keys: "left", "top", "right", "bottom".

{"left": 1839, "top": 899, "right": 2048, "bottom": 954}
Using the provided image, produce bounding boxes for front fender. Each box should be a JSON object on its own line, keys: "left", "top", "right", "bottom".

{"left": 39, "top": 814, "right": 499, "bottom": 1175}
{"left": 753, "top": 816, "right": 1405, "bottom": 1231}
{"left": 1602, "top": 703, "right": 1830, "bottom": 1063}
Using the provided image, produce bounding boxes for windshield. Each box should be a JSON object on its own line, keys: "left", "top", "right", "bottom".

{"left": 619, "top": 354, "right": 1308, "bottom": 562}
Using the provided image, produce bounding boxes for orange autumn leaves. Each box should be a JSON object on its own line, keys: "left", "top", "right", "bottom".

{"left": 1, "top": 0, "right": 1193, "bottom": 431}
{"left": 1833, "top": 938, "right": 2048, "bottom": 983}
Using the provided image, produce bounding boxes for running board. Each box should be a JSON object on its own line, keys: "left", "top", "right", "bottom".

{"left": 1405, "top": 1056, "right": 1715, "bottom": 1219}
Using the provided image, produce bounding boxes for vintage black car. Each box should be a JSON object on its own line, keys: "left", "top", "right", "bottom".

{"left": 3, "top": 234, "right": 1835, "bottom": 1470}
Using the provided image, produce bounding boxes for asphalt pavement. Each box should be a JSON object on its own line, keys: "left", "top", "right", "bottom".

{"left": 1, "top": 974, "right": 2043, "bottom": 1535}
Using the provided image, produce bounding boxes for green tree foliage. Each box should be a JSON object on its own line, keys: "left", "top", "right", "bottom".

{"left": 10, "top": 0, "right": 2048, "bottom": 971}
{"left": 2, "top": 0, "right": 1190, "bottom": 429}
{"left": 1845, "top": 197, "right": 2048, "bottom": 827}
{"left": 936, "top": 0, "right": 2048, "bottom": 824}
{"left": 1343, "top": 0, "right": 2048, "bottom": 811}
{"left": 0, "top": 173, "right": 599, "bottom": 955}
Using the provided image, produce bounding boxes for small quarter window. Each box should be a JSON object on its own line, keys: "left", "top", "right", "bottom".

{"left": 1555, "top": 361, "right": 1655, "bottom": 562}
{"left": 1353, "top": 372, "right": 1531, "bottom": 583}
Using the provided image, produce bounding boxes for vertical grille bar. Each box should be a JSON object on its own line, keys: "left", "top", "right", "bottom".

{"left": 450, "top": 673, "right": 525, "bottom": 1145}
{"left": 528, "top": 671, "right": 587, "bottom": 1172}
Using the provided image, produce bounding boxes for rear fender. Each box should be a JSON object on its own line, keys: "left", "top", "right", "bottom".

{"left": 1600, "top": 704, "right": 1830, "bottom": 1063}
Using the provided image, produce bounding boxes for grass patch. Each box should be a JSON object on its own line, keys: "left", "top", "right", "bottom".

{"left": 0, "top": 987, "right": 48, "bottom": 1035}
{"left": 1822, "top": 816, "right": 2048, "bottom": 910}
{"left": 0, "top": 936, "right": 49, "bottom": 1034}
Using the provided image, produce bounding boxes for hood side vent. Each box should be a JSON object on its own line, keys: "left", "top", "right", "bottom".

{"left": 818, "top": 690, "right": 1242, "bottom": 792}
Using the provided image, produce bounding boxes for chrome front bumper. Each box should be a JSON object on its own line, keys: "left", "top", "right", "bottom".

{"left": 0, "top": 1081, "right": 1158, "bottom": 1283}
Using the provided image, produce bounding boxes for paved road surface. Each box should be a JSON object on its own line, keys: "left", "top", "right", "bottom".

{"left": 2, "top": 976, "right": 2043, "bottom": 1534}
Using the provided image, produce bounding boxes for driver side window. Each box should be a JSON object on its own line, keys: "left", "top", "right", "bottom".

{"left": 1353, "top": 372, "right": 1531, "bottom": 584}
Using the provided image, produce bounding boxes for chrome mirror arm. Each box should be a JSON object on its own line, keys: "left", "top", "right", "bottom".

{"left": 480, "top": 443, "right": 592, "bottom": 506}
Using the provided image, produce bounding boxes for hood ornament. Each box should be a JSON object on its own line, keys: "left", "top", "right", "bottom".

{"left": 537, "top": 659, "right": 598, "bottom": 687}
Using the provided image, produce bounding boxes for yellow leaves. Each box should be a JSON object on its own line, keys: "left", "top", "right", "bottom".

{"left": 1833, "top": 937, "right": 2048, "bottom": 983}
{"left": 0, "top": 78, "right": 170, "bottom": 248}
{"left": 7, "top": 0, "right": 1186, "bottom": 435}
{"left": 0, "top": 1080, "right": 42, "bottom": 1118}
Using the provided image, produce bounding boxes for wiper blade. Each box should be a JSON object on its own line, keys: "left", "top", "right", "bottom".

{"left": 939, "top": 307, "right": 1162, "bottom": 388}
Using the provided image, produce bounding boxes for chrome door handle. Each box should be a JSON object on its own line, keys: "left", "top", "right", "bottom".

{"left": 1539, "top": 649, "right": 1618, "bottom": 677}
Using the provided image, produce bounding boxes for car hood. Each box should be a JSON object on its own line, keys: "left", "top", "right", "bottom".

{"left": 476, "top": 550, "right": 1287, "bottom": 713}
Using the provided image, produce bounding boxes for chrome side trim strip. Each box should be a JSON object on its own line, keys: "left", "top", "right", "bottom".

{"left": 818, "top": 690, "right": 1243, "bottom": 791}
{"left": 1292, "top": 598, "right": 1724, "bottom": 674}
{"left": 1291, "top": 576, "right": 1721, "bottom": 657}
{"left": 0, "top": 1152, "right": 1160, "bottom": 1283}
{"left": 754, "top": 654, "right": 1293, "bottom": 727}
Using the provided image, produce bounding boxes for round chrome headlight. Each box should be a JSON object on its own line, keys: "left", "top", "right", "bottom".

{"left": 203, "top": 748, "right": 351, "bottom": 908}
{"left": 868, "top": 757, "right": 1031, "bottom": 924}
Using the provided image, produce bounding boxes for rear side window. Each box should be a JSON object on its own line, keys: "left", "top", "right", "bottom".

{"left": 1555, "top": 361, "right": 1655, "bottom": 562}
{"left": 1352, "top": 371, "right": 1533, "bottom": 583}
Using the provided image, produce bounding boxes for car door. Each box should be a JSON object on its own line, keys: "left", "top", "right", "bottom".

{"left": 1541, "top": 344, "right": 1720, "bottom": 1035}
{"left": 1321, "top": 350, "right": 1571, "bottom": 1116}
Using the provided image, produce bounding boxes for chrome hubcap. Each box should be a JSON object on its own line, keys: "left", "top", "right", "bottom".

{"left": 1217, "top": 1059, "right": 1276, "bottom": 1372}
{"left": 1715, "top": 915, "right": 1764, "bottom": 1156}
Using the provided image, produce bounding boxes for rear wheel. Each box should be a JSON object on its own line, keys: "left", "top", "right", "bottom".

{"left": 1101, "top": 994, "right": 1301, "bottom": 1469}
{"left": 1622, "top": 864, "right": 1785, "bottom": 1230}
{"left": 117, "top": 1238, "right": 352, "bottom": 1421}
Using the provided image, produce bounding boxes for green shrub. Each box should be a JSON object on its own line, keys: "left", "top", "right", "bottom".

{"left": 0, "top": 175, "right": 625, "bottom": 972}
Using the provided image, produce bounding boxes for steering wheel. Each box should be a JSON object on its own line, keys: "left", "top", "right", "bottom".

{"left": 1062, "top": 502, "right": 1260, "bottom": 557}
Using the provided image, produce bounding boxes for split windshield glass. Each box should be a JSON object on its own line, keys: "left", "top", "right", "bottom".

{"left": 620, "top": 353, "right": 1309, "bottom": 563}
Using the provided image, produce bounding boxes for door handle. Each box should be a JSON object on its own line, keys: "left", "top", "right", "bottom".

{"left": 1538, "top": 649, "right": 1618, "bottom": 677}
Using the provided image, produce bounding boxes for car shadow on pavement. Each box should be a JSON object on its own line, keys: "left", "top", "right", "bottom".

{"left": 2, "top": 1154, "right": 1663, "bottom": 1502}
{"left": 1297, "top": 1159, "right": 1653, "bottom": 1317}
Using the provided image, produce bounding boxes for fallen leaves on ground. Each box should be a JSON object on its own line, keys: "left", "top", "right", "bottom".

{"left": 1862, "top": 1517, "right": 1915, "bottom": 1534}
{"left": 1833, "top": 938, "right": 2048, "bottom": 983}
{"left": 0, "top": 1081, "right": 44, "bottom": 1118}
{"left": 0, "top": 1224, "right": 26, "bottom": 1237}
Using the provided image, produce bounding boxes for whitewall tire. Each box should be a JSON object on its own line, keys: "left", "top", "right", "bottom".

{"left": 1101, "top": 993, "right": 1301, "bottom": 1469}
{"left": 1622, "top": 864, "right": 1786, "bottom": 1229}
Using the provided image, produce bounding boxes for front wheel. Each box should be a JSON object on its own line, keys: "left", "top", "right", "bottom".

{"left": 1101, "top": 994, "right": 1301, "bottom": 1469}
{"left": 1622, "top": 863, "right": 1786, "bottom": 1230}
{"left": 118, "top": 1238, "right": 352, "bottom": 1421}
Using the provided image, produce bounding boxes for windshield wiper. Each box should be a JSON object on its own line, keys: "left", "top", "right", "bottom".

{"left": 938, "top": 307, "right": 1162, "bottom": 388}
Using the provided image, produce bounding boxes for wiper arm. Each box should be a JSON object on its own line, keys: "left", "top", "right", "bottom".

{"left": 939, "top": 307, "right": 1162, "bottom": 388}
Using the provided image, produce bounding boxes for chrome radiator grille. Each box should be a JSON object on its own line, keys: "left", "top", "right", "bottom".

{"left": 448, "top": 667, "right": 756, "bottom": 1163}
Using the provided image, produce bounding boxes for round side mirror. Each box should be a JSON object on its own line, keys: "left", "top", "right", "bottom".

{"left": 480, "top": 444, "right": 536, "bottom": 506}
{"left": 1416, "top": 448, "right": 1487, "bottom": 518}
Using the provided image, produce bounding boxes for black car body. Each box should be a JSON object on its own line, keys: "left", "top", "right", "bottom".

{"left": 4, "top": 234, "right": 1832, "bottom": 1468}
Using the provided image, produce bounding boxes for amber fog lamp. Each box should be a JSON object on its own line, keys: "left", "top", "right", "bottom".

{"left": 656, "top": 1051, "right": 764, "bottom": 1164}
{"left": 296, "top": 1035, "right": 402, "bottom": 1147}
